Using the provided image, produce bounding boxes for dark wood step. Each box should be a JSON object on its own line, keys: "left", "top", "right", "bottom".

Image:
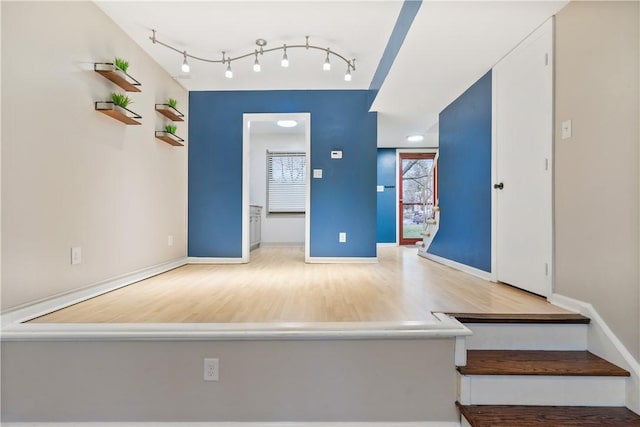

{"left": 456, "top": 402, "right": 640, "bottom": 426}
{"left": 447, "top": 312, "right": 590, "bottom": 324}
{"left": 458, "top": 350, "right": 630, "bottom": 376}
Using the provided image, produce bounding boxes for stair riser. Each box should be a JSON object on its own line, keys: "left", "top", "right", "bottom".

{"left": 464, "top": 323, "right": 587, "bottom": 351}
{"left": 458, "top": 374, "right": 626, "bottom": 406}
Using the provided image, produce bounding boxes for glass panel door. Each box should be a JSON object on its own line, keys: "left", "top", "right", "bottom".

{"left": 399, "top": 153, "right": 436, "bottom": 245}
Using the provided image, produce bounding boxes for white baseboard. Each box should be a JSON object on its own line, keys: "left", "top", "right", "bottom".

{"left": 419, "top": 252, "right": 493, "bottom": 281}
{"left": 0, "top": 257, "right": 188, "bottom": 325}
{"left": 2, "top": 423, "right": 461, "bottom": 427}
{"left": 305, "top": 257, "right": 378, "bottom": 264}
{"left": 376, "top": 242, "right": 397, "bottom": 247}
{"left": 549, "top": 293, "right": 640, "bottom": 413}
{"left": 187, "top": 257, "right": 245, "bottom": 264}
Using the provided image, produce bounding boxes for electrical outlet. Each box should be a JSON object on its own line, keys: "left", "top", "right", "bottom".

{"left": 204, "top": 358, "right": 219, "bottom": 381}
{"left": 339, "top": 232, "right": 347, "bottom": 243}
{"left": 71, "top": 247, "right": 82, "bottom": 265}
{"left": 168, "top": 235, "right": 174, "bottom": 246}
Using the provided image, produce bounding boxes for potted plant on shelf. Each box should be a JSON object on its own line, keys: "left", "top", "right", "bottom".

{"left": 167, "top": 98, "right": 178, "bottom": 109}
{"left": 114, "top": 57, "right": 129, "bottom": 73}
{"left": 110, "top": 92, "right": 133, "bottom": 115}
{"left": 165, "top": 124, "right": 177, "bottom": 135}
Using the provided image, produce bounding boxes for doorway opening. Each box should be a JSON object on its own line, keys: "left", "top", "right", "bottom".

{"left": 242, "top": 113, "right": 311, "bottom": 262}
{"left": 398, "top": 152, "right": 437, "bottom": 246}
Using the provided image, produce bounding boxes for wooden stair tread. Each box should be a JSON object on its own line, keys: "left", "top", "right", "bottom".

{"left": 456, "top": 403, "right": 640, "bottom": 426}
{"left": 447, "top": 312, "right": 590, "bottom": 324}
{"left": 458, "top": 350, "right": 630, "bottom": 376}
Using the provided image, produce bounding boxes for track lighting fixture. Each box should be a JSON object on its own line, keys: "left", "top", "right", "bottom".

{"left": 149, "top": 30, "right": 355, "bottom": 81}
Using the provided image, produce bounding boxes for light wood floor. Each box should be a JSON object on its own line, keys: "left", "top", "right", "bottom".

{"left": 31, "top": 246, "right": 569, "bottom": 323}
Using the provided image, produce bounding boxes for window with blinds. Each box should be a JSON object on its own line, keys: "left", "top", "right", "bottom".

{"left": 267, "top": 151, "right": 306, "bottom": 213}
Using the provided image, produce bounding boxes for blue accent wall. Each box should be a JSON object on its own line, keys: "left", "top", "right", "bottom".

{"left": 377, "top": 148, "right": 396, "bottom": 243}
{"left": 188, "top": 90, "right": 378, "bottom": 258}
{"left": 428, "top": 71, "right": 492, "bottom": 272}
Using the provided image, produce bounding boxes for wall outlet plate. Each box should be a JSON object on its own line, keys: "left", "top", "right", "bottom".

{"left": 313, "top": 169, "right": 323, "bottom": 179}
{"left": 331, "top": 150, "right": 343, "bottom": 159}
{"left": 339, "top": 232, "right": 347, "bottom": 243}
{"left": 204, "top": 358, "right": 219, "bottom": 381}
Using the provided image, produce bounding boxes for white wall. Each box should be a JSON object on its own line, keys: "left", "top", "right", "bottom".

{"left": 250, "top": 133, "right": 305, "bottom": 245}
{"left": 554, "top": 1, "right": 640, "bottom": 360}
{"left": 1, "top": 1, "right": 188, "bottom": 310}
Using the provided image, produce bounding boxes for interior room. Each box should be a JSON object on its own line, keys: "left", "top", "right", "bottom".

{"left": 1, "top": 1, "right": 639, "bottom": 425}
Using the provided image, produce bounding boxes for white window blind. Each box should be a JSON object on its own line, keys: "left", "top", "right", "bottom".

{"left": 267, "top": 151, "right": 306, "bottom": 213}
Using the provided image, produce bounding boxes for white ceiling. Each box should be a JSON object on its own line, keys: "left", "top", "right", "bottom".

{"left": 96, "top": 0, "right": 568, "bottom": 147}
{"left": 96, "top": 0, "right": 403, "bottom": 90}
{"left": 373, "top": 1, "right": 568, "bottom": 147}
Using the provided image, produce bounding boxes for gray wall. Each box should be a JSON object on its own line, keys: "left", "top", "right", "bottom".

{"left": 554, "top": 1, "right": 640, "bottom": 360}
{"left": 1, "top": 1, "right": 188, "bottom": 310}
{"left": 1, "top": 338, "right": 458, "bottom": 422}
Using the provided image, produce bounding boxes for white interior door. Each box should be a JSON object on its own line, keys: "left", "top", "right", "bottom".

{"left": 493, "top": 19, "right": 553, "bottom": 296}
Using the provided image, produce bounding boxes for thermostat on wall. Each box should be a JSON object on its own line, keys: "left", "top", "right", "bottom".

{"left": 331, "top": 150, "right": 343, "bottom": 159}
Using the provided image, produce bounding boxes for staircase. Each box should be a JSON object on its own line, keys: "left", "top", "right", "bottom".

{"left": 452, "top": 313, "right": 640, "bottom": 426}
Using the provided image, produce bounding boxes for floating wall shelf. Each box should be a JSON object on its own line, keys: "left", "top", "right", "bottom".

{"left": 94, "top": 63, "right": 142, "bottom": 92}
{"left": 95, "top": 102, "right": 142, "bottom": 125}
{"left": 155, "top": 131, "right": 184, "bottom": 146}
{"left": 155, "top": 104, "right": 184, "bottom": 121}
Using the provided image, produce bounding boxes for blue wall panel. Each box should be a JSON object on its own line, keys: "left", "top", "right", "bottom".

{"left": 188, "top": 90, "right": 377, "bottom": 258}
{"left": 377, "top": 148, "right": 396, "bottom": 243}
{"left": 428, "top": 71, "right": 492, "bottom": 272}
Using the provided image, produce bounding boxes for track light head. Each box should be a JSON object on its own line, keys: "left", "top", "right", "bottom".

{"left": 344, "top": 66, "right": 352, "bottom": 82}
{"left": 253, "top": 51, "right": 261, "bottom": 72}
{"left": 225, "top": 61, "right": 233, "bottom": 79}
{"left": 181, "top": 52, "right": 190, "bottom": 73}
{"left": 281, "top": 45, "right": 289, "bottom": 68}
{"left": 323, "top": 50, "right": 331, "bottom": 71}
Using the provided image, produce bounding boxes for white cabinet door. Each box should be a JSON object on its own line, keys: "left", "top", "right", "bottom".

{"left": 493, "top": 19, "right": 553, "bottom": 296}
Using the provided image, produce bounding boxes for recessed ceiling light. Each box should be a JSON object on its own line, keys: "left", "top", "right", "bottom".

{"left": 406, "top": 134, "right": 424, "bottom": 142}
{"left": 277, "top": 120, "right": 298, "bottom": 128}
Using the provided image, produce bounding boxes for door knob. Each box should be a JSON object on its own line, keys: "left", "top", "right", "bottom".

{"left": 494, "top": 182, "right": 504, "bottom": 190}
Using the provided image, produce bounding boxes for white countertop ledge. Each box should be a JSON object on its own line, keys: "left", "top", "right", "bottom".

{"left": 1, "top": 313, "right": 471, "bottom": 342}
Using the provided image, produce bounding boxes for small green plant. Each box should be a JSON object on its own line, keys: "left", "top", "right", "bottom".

{"left": 110, "top": 92, "right": 132, "bottom": 108}
{"left": 165, "top": 124, "right": 177, "bottom": 134}
{"left": 167, "top": 98, "right": 178, "bottom": 109}
{"left": 114, "top": 57, "right": 129, "bottom": 73}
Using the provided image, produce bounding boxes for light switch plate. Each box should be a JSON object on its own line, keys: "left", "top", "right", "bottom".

{"left": 313, "top": 169, "right": 323, "bottom": 179}
{"left": 377, "top": 185, "right": 384, "bottom": 192}
{"left": 71, "top": 247, "right": 82, "bottom": 265}
{"left": 331, "top": 150, "right": 343, "bottom": 159}
{"left": 561, "top": 120, "right": 572, "bottom": 139}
